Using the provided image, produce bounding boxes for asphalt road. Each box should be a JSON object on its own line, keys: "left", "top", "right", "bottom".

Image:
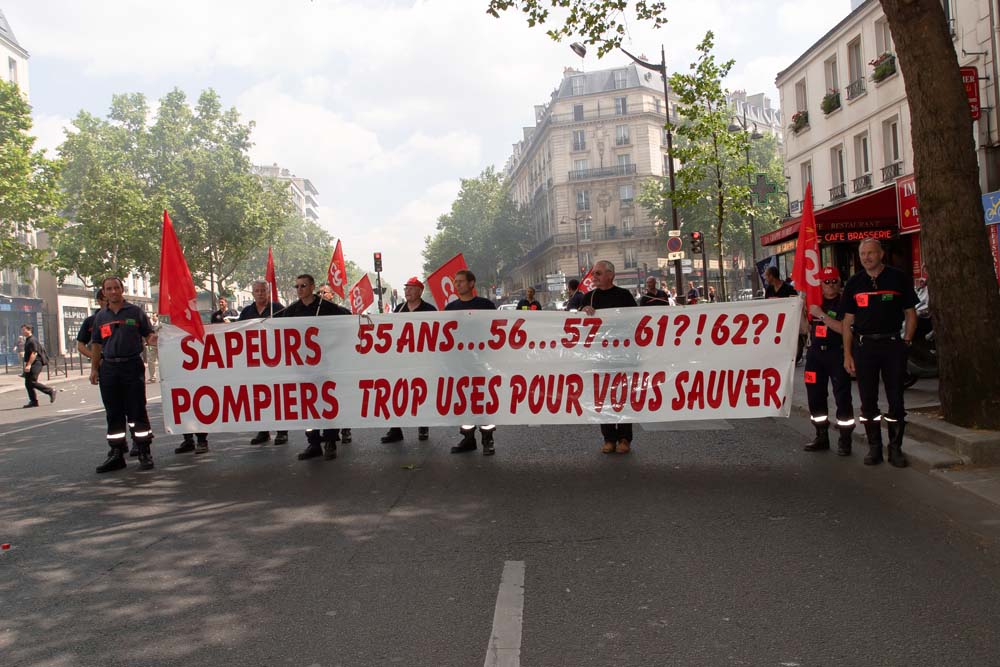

{"left": 2, "top": 380, "right": 1000, "bottom": 667}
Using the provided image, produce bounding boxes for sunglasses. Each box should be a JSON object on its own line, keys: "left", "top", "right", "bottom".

{"left": 822, "top": 279, "right": 839, "bottom": 285}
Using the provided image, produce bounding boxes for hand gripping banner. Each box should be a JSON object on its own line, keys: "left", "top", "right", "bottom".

{"left": 158, "top": 298, "right": 802, "bottom": 434}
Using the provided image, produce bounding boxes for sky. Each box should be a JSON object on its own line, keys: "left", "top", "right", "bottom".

{"left": 9, "top": 0, "right": 851, "bottom": 289}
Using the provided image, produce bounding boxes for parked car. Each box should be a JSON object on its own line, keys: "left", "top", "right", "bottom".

{"left": 498, "top": 303, "right": 518, "bottom": 311}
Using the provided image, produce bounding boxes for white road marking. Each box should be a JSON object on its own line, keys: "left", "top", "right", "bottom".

{"left": 484, "top": 560, "right": 525, "bottom": 667}
{"left": 0, "top": 395, "right": 161, "bottom": 438}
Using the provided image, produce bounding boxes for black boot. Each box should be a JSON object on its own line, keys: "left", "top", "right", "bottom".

{"left": 863, "top": 420, "right": 883, "bottom": 465}
{"left": 298, "top": 442, "right": 323, "bottom": 460}
{"left": 137, "top": 441, "right": 154, "bottom": 470}
{"left": 381, "top": 427, "right": 404, "bottom": 444}
{"left": 175, "top": 435, "right": 195, "bottom": 454}
{"left": 837, "top": 427, "right": 853, "bottom": 456}
{"left": 482, "top": 430, "right": 495, "bottom": 456}
{"left": 96, "top": 446, "right": 127, "bottom": 473}
{"left": 887, "top": 421, "right": 908, "bottom": 468}
{"left": 194, "top": 437, "right": 209, "bottom": 454}
{"left": 341, "top": 429, "right": 352, "bottom": 444}
{"left": 129, "top": 442, "right": 140, "bottom": 458}
{"left": 323, "top": 439, "right": 337, "bottom": 460}
{"left": 417, "top": 427, "right": 429, "bottom": 441}
{"left": 274, "top": 431, "right": 288, "bottom": 445}
{"left": 250, "top": 431, "right": 270, "bottom": 445}
{"left": 803, "top": 421, "right": 830, "bottom": 451}
{"left": 451, "top": 430, "right": 477, "bottom": 453}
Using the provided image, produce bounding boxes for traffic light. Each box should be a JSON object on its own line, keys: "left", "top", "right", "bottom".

{"left": 690, "top": 231, "right": 704, "bottom": 254}
{"left": 373, "top": 252, "right": 383, "bottom": 272}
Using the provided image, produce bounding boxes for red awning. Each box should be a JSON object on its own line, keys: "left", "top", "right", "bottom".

{"left": 761, "top": 185, "right": 899, "bottom": 246}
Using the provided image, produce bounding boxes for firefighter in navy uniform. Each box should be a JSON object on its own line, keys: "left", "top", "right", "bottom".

{"left": 802, "top": 267, "right": 855, "bottom": 455}
{"left": 89, "top": 276, "right": 157, "bottom": 473}
{"left": 842, "top": 238, "right": 918, "bottom": 467}
{"left": 381, "top": 276, "right": 436, "bottom": 444}
{"left": 239, "top": 280, "right": 287, "bottom": 446}
{"left": 277, "top": 273, "right": 350, "bottom": 461}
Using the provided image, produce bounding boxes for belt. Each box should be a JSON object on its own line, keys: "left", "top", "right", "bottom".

{"left": 858, "top": 333, "right": 899, "bottom": 343}
{"left": 102, "top": 355, "right": 142, "bottom": 363}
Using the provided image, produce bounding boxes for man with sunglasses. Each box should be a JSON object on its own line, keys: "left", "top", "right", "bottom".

{"left": 802, "top": 267, "right": 855, "bottom": 456}
{"left": 842, "top": 238, "right": 918, "bottom": 467}
{"left": 278, "top": 274, "right": 351, "bottom": 461}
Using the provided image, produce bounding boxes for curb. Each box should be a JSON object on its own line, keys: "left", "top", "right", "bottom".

{"left": 907, "top": 410, "right": 1000, "bottom": 465}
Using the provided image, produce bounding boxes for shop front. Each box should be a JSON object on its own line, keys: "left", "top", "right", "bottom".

{"left": 0, "top": 296, "right": 45, "bottom": 367}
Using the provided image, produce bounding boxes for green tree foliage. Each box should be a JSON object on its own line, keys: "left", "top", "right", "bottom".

{"left": 54, "top": 88, "right": 290, "bottom": 290}
{"left": 423, "top": 167, "right": 532, "bottom": 286}
{"left": 0, "top": 80, "right": 63, "bottom": 275}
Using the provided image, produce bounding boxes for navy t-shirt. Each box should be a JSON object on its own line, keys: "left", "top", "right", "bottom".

{"left": 91, "top": 302, "right": 154, "bottom": 358}
{"left": 445, "top": 296, "right": 497, "bottom": 311}
{"left": 841, "top": 265, "right": 918, "bottom": 335}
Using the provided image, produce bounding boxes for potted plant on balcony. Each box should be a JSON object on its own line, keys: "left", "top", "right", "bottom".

{"left": 821, "top": 88, "right": 841, "bottom": 115}
{"left": 789, "top": 110, "right": 809, "bottom": 134}
{"left": 870, "top": 52, "right": 897, "bottom": 83}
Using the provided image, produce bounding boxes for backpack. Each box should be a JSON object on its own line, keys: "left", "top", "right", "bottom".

{"left": 36, "top": 344, "right": 49, "bottom": 366}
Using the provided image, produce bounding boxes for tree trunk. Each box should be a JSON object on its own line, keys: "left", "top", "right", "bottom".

{"left": 880, "top": 0, "right": 1000, "bottom": 428}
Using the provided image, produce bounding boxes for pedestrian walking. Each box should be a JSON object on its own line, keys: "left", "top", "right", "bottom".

{"left": 238, "top": 280, "right": 288, "bottom": 446}
{"left": 21, "top": 324, "right": 55, "bottom": 408}
{"left": 639, "top": 277, "right": 670, "bottom": 307}
{"left": 581, "top": 260, "right": 638, "bottom": 454}
{"left": 842, "top": 238, "right": 918, "bottom": 467}
{"left": 89, "top": 276, "right": 157, "bottom": 473}
{"left": 686, "top": 281, "right": 699, "bottom": 305}
{"left": 445, "top": 269, "right": 498, "bottom": 456}
{"left": 803, "top": 267, "right": 855, "bottom": 455}
{"left": 277, "top": 274, "right": 350, "bottom": 461}
{"left": 381, "top": 276, "right": 436, "bottom": 445}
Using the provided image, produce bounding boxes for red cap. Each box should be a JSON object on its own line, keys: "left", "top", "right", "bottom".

{"left": 404, "top": 276, "right": 424, "bottom": 289}
{"left": 818, "top": 266, "right": 840, "bottom": 281}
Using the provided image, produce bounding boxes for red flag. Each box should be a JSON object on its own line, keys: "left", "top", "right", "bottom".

{"left": 791, "top": 182, "right": 823, "bottom": 310}
{"left": 579, "top": 267, "right": 596, "bottom": 294}
{"left": 327, "top": 240, "right": 347, "bottom": 300}
{"left": 266, "top": 247, "right": 279, "bottom": 303}
{"left": 426, "top": 253, "right": 471, "bottom": 310}
{"left": 158, "top": 210, "right": 205, "bottom": 342}
{"left": 348, "top": 274, "right": 375, "bottom": 314}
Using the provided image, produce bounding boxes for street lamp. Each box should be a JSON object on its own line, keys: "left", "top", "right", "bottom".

{"left": 570, "top": 41, "right": 685, "bottom": 303}
{"left": 729, "top": 106, "right": 764, "bottom": 292}
{"left": 570, "top": 213, "right": 593, "bottom": 275}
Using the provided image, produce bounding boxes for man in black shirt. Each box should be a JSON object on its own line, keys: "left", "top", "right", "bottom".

{"left": 21, "top": 324, "right": 55, "bottom": 408}
{"left": 565, "top": 278, "right": 585, "bottom": 311}
{"left": 76, "top": 289, "right": 107, "bottom": 360}
{"left": 445, "top": 269, "right": 498, "bottom": 455}
{"left": 802, "top": 267, "right": 854, "bottom": 456}
{"left": 764, "top": 266, "right": 797, "bottom": 299}
{"left": 639, "top": 277, "right": 671, "bottom": 307}
{"left": 582, "top": 260, "right": 638, "bottom": 454}
{"left": 686, "top": 281, "right": 700, "bottom": 305}
{"left": 238, "top": 280, "right": 288, "bottom": 446}
{"left": 210, "top": 296, "right": 239, "bottom": 323}
{"left": 382, "top": 277, "right": 436, "bottom": 444}
{"left": 89, "top": 276, "right": 157, "bottom": 473}
{"left": 842, "top": 238, "right": 918, "bottom": 467}
{"left": 516, "top": 287, "right": 542, "bottom": 311}
{"left": 278, "top": 273, "right": 350, "bottom": 460}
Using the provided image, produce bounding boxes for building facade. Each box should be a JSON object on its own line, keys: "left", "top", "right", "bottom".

{"left": 252, "top": 163, "right": 320, "bottom": 222}
{"left": 765, "top": 0, "right": 1000, "bottom": 284}
{"left": 503, "top": 64, "right": 682, "bottom": 299}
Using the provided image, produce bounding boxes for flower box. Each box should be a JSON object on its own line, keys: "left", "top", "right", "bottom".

{"left": 821, "top": 90, "right": 841, "bottom": 115}
{"left": 870, "top": 53, "right": 897, "bottom": 83}
{"left": 789, "top": 110, "right": 809, "bottom": 134}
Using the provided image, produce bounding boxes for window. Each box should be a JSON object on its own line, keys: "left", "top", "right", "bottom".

{"left": 875, "top": 18, "right": 893, "bottom": 55}
{"left": 614, "top": 70, "right": 628, "bottom": 90}
{"left": 573, "top": 104, "right": 584, "bottom": 121}
{"left": 848, "top": 37, "right": 863, "bottom": 85}
{"left": 794, "top": 79, "right": 807, "bottom": 112}
{"left": 653, "top": 98, "right": 662, "bottom": 114}
{"left": 831, "top": 146, "right": 845, "bottom": 185}
{"left": 624, "top": 248, "right": 638, "bottom": 269}
{"left": 615, "top": 96, "right": 627, "bottom": 115}
{"left": 7, "top": 57, "right": 15, "bottom": 84}
{"left": 578, "top": 216, "right": 592, "bottom": 240}
{"left": 824, "top": 55, "right": 839, "bottom": 92}
{"left": 883, "top": 117, "right": 900, "bottom": 163}
{"left": 854, "top": 132, "right": 870, "bottom": 174}
{"left": 622, "top": 215, "right": 634, "bottom": 233}
{"left": 572, "top": 129, "right": 586, "bottom": 151}
{"left": 571, "top": 77, "right": 585, "bottom": 96}
{"left": 577, "top": 190, "right": 591, "bottom": 211}
{"left": 574, "top": 159, "right": 589, "bottom": 172}
{"left": 663, "top": 154, "right": 671, "bottom": 174}
{"left": 580, "top": 250, "right": 593, "bottom": 270}
{"left": 617, "top": 154, "right": 632, "bottom": 168}
{"left": 800, "top": 161, "right": 813, "bottom": 197}
{"left": 615, "top": 124, "right": 630, "bottom": 145}
{"left": 619, "top": 183, "right": 634, "bottom": 204}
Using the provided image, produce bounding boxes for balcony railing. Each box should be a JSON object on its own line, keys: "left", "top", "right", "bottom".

{"left": 619, "top": 198, "right": 635, "bottom": 208}
{"left": 881, "top": 161, "right": 903, "bottom": 183}
{"left": 572, "top": 141, "right": 587, "bottom": 151}
{"left": 852, "top": 173, "right": 872, "bottom": 193}
{"left": 829, "top": 183, "right": 847, "bottom": 201}
{"left": 846, "top": 77, "right": 866, "bottom": 100}
{"left": 576, "top": 202, "right": 591, "bottom": 211}
{"left": 568, "top": 163, "right": 637, "bottom": 181}
{"left": 615, "top": 136, "right": 631, "bottom": 146}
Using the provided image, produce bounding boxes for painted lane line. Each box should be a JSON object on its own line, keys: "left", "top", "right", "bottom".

{"left": 0, "top": 395, "right": 161, "bottom": 438}
{"left": 484, "top": 560, "right": 525, "bottom": 667}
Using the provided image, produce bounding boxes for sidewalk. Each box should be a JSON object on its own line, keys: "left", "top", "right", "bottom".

{"left": 0, "top": 364, "right": 157, "bottom": 396}
{"left": 789, "top": 365, "right": 1000, "bottom": 508}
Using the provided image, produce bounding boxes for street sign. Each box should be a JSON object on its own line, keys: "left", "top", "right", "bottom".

{"left": 666, "top": 237, "right": 683, "bottom": 253}
{"left": 667, "top": 251, "right": 685, "bottom": 260}
{"left": 961, "top": 66, "right": 981, "bottom": 120}
{"left": 681, "top": 259, "right": 693, "bottom": 269}
{"left": 668, "top": 230, "right": 681, "bottom": 237}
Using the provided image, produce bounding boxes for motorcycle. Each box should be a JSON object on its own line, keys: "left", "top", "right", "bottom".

{"left": 904, "top": 301, "right": 937, "bottom": 388}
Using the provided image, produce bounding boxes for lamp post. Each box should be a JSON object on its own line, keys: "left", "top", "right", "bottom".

{"left": 571, "top": 41, "right": 684, "bottom": 302}
{"left": 571, "top": 213, "right": 593, "bottom": 275}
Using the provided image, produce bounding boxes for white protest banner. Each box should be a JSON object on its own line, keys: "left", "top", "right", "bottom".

{"left": 158, "top": 298, "right": 802, "bottom": 434}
